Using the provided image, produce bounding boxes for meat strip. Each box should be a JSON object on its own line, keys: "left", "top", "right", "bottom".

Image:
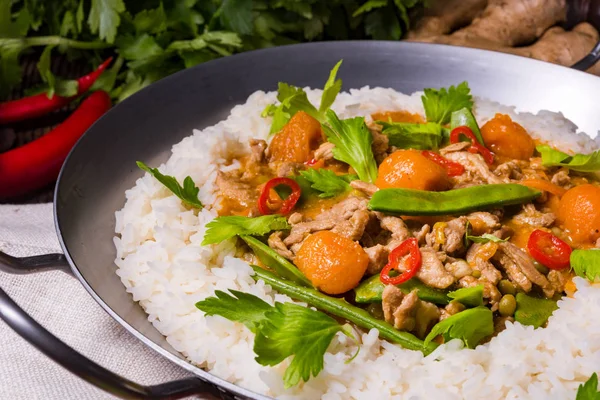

{"left": 494, "top": 242, "right": 554, "bottom": 297}
{"left": 350, "top": 180, "right": 378, "bottom": 196}
{"left": 268, "top": 231, "right": 295, "bottom": 261}
{"left": 512, "top": 204, "right": 555, "bottom": 227}
{"left": 445, "top": 151, "right": 507, "bottom": 184}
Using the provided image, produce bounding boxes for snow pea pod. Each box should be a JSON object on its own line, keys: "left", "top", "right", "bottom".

{"left": 241, "top": 236, "right": 313, "bottom": 287}
{"left": 369, "top": 184, "right": 541, "bottom": 216}
{"left": 252, "top": 266, "right": 437, "bottom": 354}
{"left": 354, "top": 274, "right": 450, "bottom": 305}
{"left": 450, "top": 107, "right": 485, "bottom": 145}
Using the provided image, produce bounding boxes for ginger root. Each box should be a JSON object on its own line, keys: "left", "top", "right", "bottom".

{"left": 407, "top": 0, "right": 488, "bottom": 39}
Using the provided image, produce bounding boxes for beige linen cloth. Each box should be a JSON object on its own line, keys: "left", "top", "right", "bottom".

{"left": 0, "top": 203, "right": 194, "bottom": 399}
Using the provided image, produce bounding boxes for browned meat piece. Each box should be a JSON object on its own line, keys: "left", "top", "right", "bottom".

{"left": 444, "top": 258, "right": 473, "bottom": 279}
{"left": 467, "top": 211, "right": 501, "bottom": 233}
{"left": 268, "top": 231, "right": 294, "bottom": 260}
{"left": 492, "top": 225, "right": 514, "bottom": 240}
{"left": 494, "top": 160, "right": 524, "bottom": 180}
{"left": 459, "top": 275, "right": 502, "bottom": 311}
{"left": 550, "top": 169, "right": 572, "bottom": 189}
{"left": 445, "top": 151, "right": 507, "bottom": 184}
{"left": 451, "top": 171, "right": 483, "bottom": 188}
{"left": 314, "top": 142, "right": 335, "bottom": 161}
{"left": 372, "top": 130, "right": 390, "bottom": 163}
{"left": 413, "top": 224, "right": 431, "bottom": 245}
{"left": 288, "top": 212, "right": 303, "bottom": 225}
{"left": 548, "top": 270, "right": 568, "bottom": 293}
{"left": 415, "top": 248, "right": 456, "bottom": 289}
{"left": 466, "top": 242, "right": 502, "bottom": 284}
{"left": 440, "top": 301, "right": 466, "bottom": 320}
{"left": 439, "top": 142, "right": 471, "bottom": 154}
{"left": 216, "top": 171, "right": 259, "bottom": 214}
{"left": 284, "top": 196, "right": 371, "bottom": 247}
{"left": 350, "top": 180, "right": 378, "bottom": 196}
{"left": 249, "top": 139, "right": 267, "bottom": 164}
{"left": 426, "top": 217, "right": 467, "bottom": 254}
{"left": 272, "top": 162, "right": 302, "bottom": 177}
{"left": 513, "top": 204, "right": 555, "bottom": 227}
{"left": 382, "top": 287, "right": 440, "bottom": 337}
{"left": 493, "top": 316, "right": 514, "bottom": 336}
{"left": 364, "top": 244, "right": 389, "bottom": 275}
{"left": 377, "top": 213, "right": 410, "bottom": 242}
{"left": 494, "top": 242, "right": 554, "bottom": 297}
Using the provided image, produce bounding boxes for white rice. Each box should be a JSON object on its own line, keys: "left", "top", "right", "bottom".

{"left": 114, "top": 87, "right": 600, "bottom": 399}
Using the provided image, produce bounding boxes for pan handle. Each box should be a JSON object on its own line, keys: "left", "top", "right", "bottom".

{"left": 571, "top": 40, "right": 600, "bottom": 71}
{"left": 0, "top": 251, "right": 228, "bottom": 400}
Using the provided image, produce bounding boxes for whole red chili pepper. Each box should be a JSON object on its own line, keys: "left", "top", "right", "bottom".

{"left": 422, "top": 150, "right": 465, "bottom": 177}
{"left": 0, "top": 57, "right": 112, "bottom": 124}
{"left": 258, "top": 177, "right": 302, "bottom": 215}
{"left": 450, "top": 126, "right": 495, "bottom": 165}
{"left": 380, "top": 238, "right": 422, "bottom": 285}
{"left": 0, "top": 91, "right": 111, "bottom": 199}
{"left": 527, "top": 229, "right": 572, "bottom": 270}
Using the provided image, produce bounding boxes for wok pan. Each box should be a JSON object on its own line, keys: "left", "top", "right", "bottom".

{"left": 1, "top": 41, "right": 600, "bottom": 399}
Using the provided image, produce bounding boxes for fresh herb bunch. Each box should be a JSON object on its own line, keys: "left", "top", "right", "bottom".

{"left": 0, "top": 0, "right": 426, "bottom": 101}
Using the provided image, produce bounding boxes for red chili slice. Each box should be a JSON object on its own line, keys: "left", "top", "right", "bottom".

{"left": 380, "top": 238, "right": 422, "bottom": 285}
{"left": 450, "top": 126, "right": 495, "bottom": 165}
{"left": 421, "top": 150, "right": 465, "bottom": 177}
{"left": 258, "top": 177, "right": 301, "bottom": 215}
{"left": 527, "top": 229, "right": 572, "bottom": 270}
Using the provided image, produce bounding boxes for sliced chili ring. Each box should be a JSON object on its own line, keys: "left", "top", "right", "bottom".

{"left": 380, "top": 238, "right": 422, "bottom": 285}
{"left": 422, "top": 150, "right": 465, "bottom": 177}
{"left": 450, "top": 126, "right": 495, "bottom": 165}
{"left": 258, "top": 177, "right": 301, "bottom": 215}
{"left": 527, "top": 229, "right": 572, "bottom": 270}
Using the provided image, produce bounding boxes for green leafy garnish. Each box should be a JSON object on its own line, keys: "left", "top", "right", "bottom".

{"left": 571, "top": 249, "right": 600, "bottom": 282}
{"left": 466, "top": 233, "right": 509, "bottom": 244}
{"left": 196, "top": 289, "right": 347, "bottom": 388}
{"left": 377, "top": 121, "right": 444, "bottom": 150}
{"left": 421, "top": 82, "right": 474, "bottom": 125}
{"left": 577, "top": 373, "right": 600, "bottom": 400}
{"left": 195, "top": 289, "right": 271, "bottom": 332}
{"left": 36, "top": 45, "right": 78, "bottom": 98}
{"left": 514, "top": 293, "right": 558, "bottom": 328}
{"left": 263, "top": 60, "right": 343, "bottom": 134}
{"left": 447, "top": 285, "right": 483, "bottom": 307}
{"left": 322, "top": 110, "right": 378, "bottom": 183}
{"left": 136, "top": 161, "right": 203, "bottom": 209}
{"left": 299, "top": 169, "right": 357, "bottom": 198}
{"left": 88, "top": 0, "right": 126, "bottom": 44}
{"left": 424, "top": 306, "right": 493, "bottom": 349}
{"left": 202, "top": 215, "right": 290, "bottom": 246}
{"left": 536, "top": 145, "right": 600, "bottom": 172}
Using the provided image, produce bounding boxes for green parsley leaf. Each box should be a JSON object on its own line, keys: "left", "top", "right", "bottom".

{"left": 576, "top": 373, "right": 600, "bottom": 400}
{"left": 447, "top": 286, "right": 483, "bottom": 307}
{"left": 136, "top": 161, "right": 203, "bottom": 209}
{"left": 319, "top": 59, "right": 343, "bottom": 113}
{"left": 422, "top": 82, "right": 474, "bottom": 125}
{"left": 88, "top": 0, "right": 126, "bottom": 44}
{"left": 133, "top": 2, "right": 167, "bottom": 34}
{"left": 571, "top": 249, "right": 600, "bottom": 282}
{"left": 466, "top": 233, "right": 509, "bottom": 244}
{"left": 196, "top": 289, "right": 272, "bottom": 333}
{"left": 536, "top": 145, "right": 600, "bottom": 172}
{"left": 377, "top": 121, "right": 444, "bottom": 150}
{"left": 118, "top": 33, "right": 164, "bottom": 61}
{"left": 37, "top": 45, "right": 56, "bottom": 98}
{"left": 323, "top": 110, "right": 379, "bottom": 183}
{"left": 277, "top": 82, "right": 321, "bottom": 120}
{"left": 254, "top": 301, "right": 343, "bottom": 388}
{"left": 60, "top": 11, "right": 77, "bottom": 37}
{"left": 0, "top": 41, "right": 24, "bottom": 98}
{"left": 364, "top": 7, "right": 401, "bottom": 40}
{"left": 352, "top": 0, "right": 388, "bottom": 17}
{"left": 514, "top": 293, "right": 558, "bottom": 328}
{"left": 299, "top": 169, "right": 357, "bottom": 198}
{"left": 220, "top": 0, "right": 254, "bottom": 36}
{"left": 202, "top": 215, "right": 290, "bottom": 245}
{"left": 76, "top": 0, "right": 85, "bottom": 32}
{"left": 91, "top": 56, "right": 124, "bottom": 92}
{"left": 424, "top": 306, "right": 493, "bottom": 348}
{"left": 53, "top": 79, "right": 79, "bottom": 97}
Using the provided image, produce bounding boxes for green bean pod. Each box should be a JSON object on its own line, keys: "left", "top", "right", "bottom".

{"left": 450, "top": 107, "right": 485, "bottom": 145}
{"left": 241, "top": 236, "right": 313, "bottom": 287}
{"left": 252, "top": 266, "right": 437, "bottom": 354}
{"left": 354, "top": 274, "right": 450, "bottom": 305}
{"left": 369, "top": 184, "right": 541, "bottom": 216}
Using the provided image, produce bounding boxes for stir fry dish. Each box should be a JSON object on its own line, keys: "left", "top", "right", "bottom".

{"left": 137, "top": 61, "right": 600, "bottom": 388}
